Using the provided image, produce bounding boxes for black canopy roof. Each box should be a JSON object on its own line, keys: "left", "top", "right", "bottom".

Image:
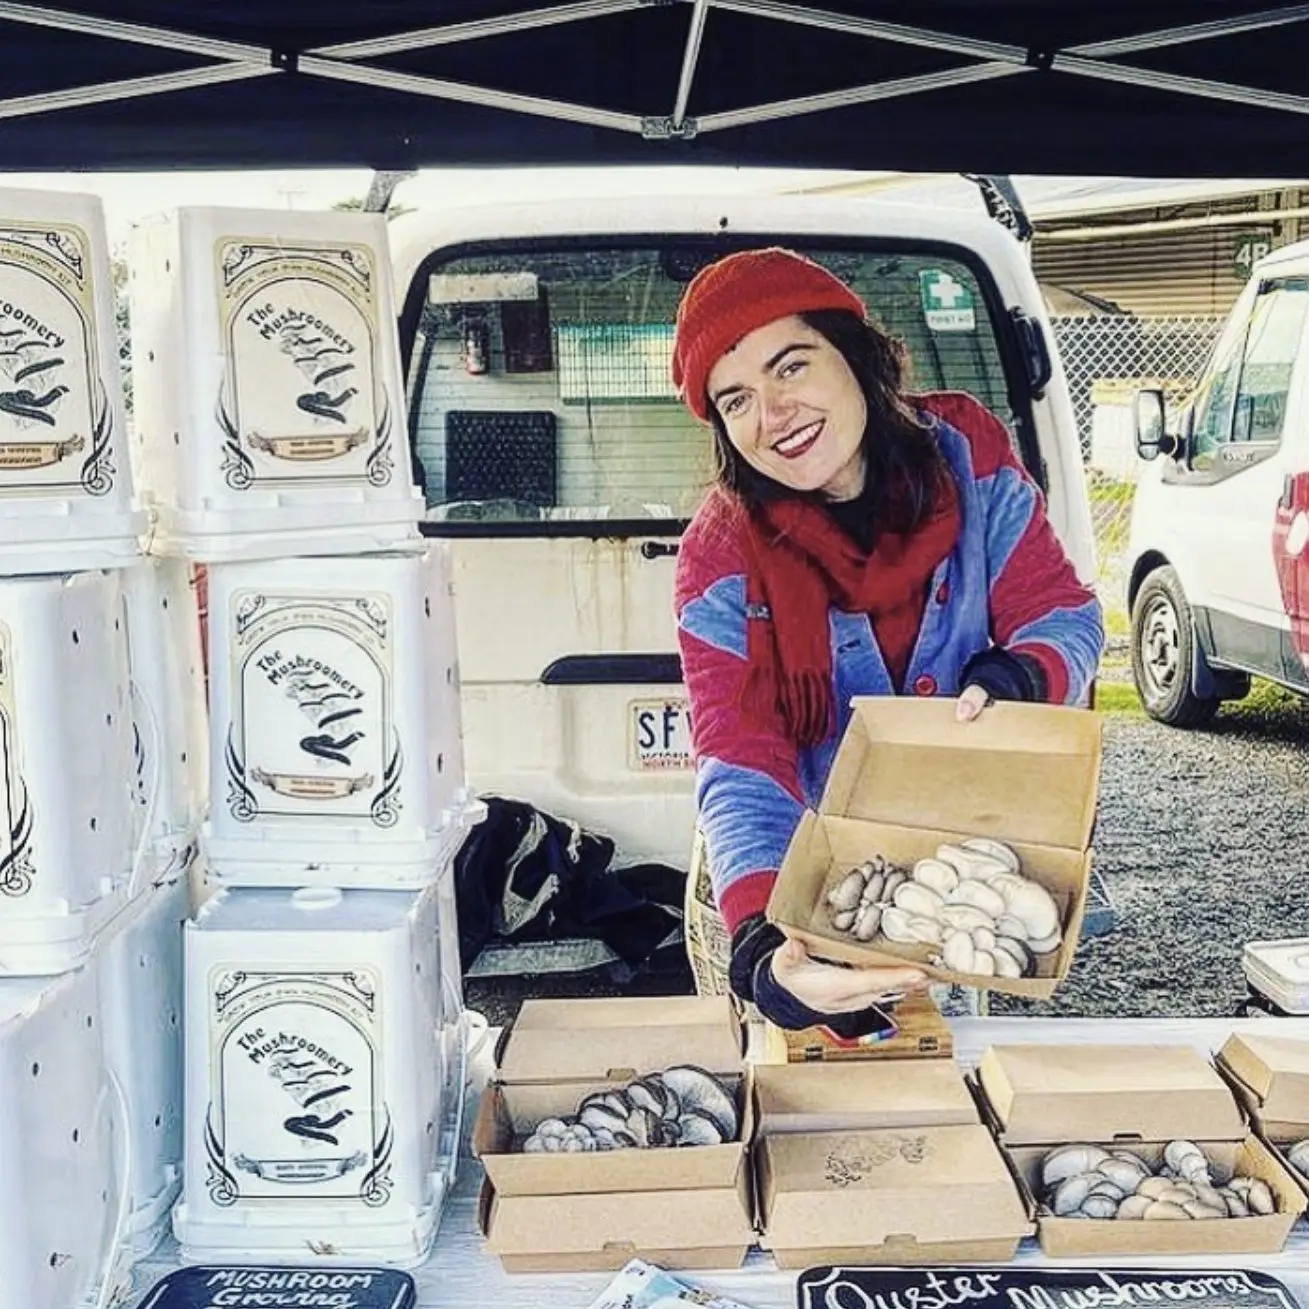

{"left": 1, "top": 1, "right": 1307, "bottom": 176}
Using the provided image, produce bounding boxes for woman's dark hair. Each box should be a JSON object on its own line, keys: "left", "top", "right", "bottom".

{"left": 707, "top": 308, "right": 946, "bottom": 539}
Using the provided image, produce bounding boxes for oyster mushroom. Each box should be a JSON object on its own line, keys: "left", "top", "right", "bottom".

{"left": 999, "top": 881, "right": 1061, "bottom": 941}
{"left": 1144, "top": 1201, "right": 1191, "bottom": 1220}
{"left": 580, "top": 1102, "right": 630, "bottom": 1136}
{"left": 894, "top": 881, "right": 945, "bottom": 918}
{"left": 948, "top": 879, "right": 1007, "bottom": 919}
{"left": 971, "top": 926, "right": 997, "bottom": 953}
{"left": 995, "top": 913, "right": 1028, "bottom": 940}
{"left": 1052, "top": 1173, "right": 1097, "bottom": 1215}
{"left": 853, "top": 903, "right": 882, "bottom": 941}
{"left": 961, "top": 836, "right": 1021, "bottom": 874}
{"left": 939, "top": 903, "right": 995, "bottom": 933}
{"left": 1042, "top": 1144, "right": 1111, "bottom": 1189}
{"left": 1026, "top": 929, "right": 1064, "bottom": 956}
{"left": 1164, "top": 1140, "right": 1210, "bottom": 1184}
{"left": 1135, "top": 1176, "right": 1173, "bottom": 1201}
{"left": 880, "top": 870, "right": 908, "bottom": 903}
{"left": 992, "top": 935, "right": 1036, "bottom": 978}
{"left": 861, "top": 869, "right": 886, "bottom": 906}
{"left": 1289, "top": 1140, "right": 1309, "bottom": 1178}
{"left": 659, "top": 1065, "right": 738, "bottom": 1141}
{"left": 827, "top": 870, "right": 866, "bottom": 913}
{"left": 991, "top": 948, "right": 1022, "bottom": 980}
{"left": 1097, "top": 1156, "right": 1150, "bottom": 1192}
{"left": 1080, "top": 1194, "right": 1119, "bottom": 1220}
{"left": 833, "top": 909, "right": 857, "bottom": 931}
{"left": 941, "top": 929, "right": 975, "bottom": 973}
{"left": 880, "top": 907, "right": 918, "bottom": 943}
{"left": 936, "top": 844, "right": 1008, "bottom": 881}
{"left": 624, "top": 1081, "right": 666, "bottom": 1120}
{"left": 912, "top": 858, "right": 958, "bottom": 897}
{"left": 971, "top": 948, "right": 996, "bottom": 976}
{"left": 1246, "top": 1179, "right": 1276, "bottom": 1215}
{"left": 676, "top": 1110, "right": 726, "bottom": 1147}
{"left": 1116, "top": 1195, "right": 1152, "bottom": 1220}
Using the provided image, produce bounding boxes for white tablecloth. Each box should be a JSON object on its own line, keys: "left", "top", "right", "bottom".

{"left": 133, "top": 1016, "right": 1309, "bottom": 1309}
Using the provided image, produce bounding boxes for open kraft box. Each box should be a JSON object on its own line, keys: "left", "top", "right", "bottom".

{"left": 976, "top": 1042, "right": 1307, "bottom": 1257}
{"left": 753, "top": 1056, "right": 1031, "bottom": 1267}
{"left": 1215, "top": 1032, "right": 1309, "bottom": 1195}
{"left": 766, "top": 698, "right": 1102, "bottom": 1000}
{"left": 473, "top": 996, "right": 756, "bottom": 1272}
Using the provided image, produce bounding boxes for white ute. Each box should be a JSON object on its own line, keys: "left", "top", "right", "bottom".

{"left": 389, "top": 194, "right": 1097, "bottom": 869}
{"left": 1128, "top": 238, "right": 1309, "bottom": 725}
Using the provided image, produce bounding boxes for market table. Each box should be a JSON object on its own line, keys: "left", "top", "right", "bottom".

{"left": 132, "top": 1016, "right": 1309, "bottom": 1309}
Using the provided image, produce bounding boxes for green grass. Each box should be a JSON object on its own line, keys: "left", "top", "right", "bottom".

{"left": 1094, "top": 681, "right": 1144, "bottom": 715}
{"left": 1092, "top": 672, "right": 1309, "bottom": 721}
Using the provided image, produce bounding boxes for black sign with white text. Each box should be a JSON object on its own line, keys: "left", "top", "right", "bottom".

{"left": 797, "top": 1268, "right": 1300, "bottom": 1309}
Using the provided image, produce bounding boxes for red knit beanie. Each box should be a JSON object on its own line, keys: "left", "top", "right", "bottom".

{"left": 671, "top": 247, "right": 867, "bottom": 422}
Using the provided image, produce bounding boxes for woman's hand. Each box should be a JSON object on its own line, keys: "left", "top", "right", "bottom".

{"left": 769, "top": 936, "right": 930, "bottom": 1015}
{"left": 955, "top": 683, "right": 992, "bottom": 722}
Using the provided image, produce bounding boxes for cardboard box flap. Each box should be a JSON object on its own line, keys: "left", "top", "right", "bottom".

{"left": 755, "top": 1060, "right": 979, "bottom": 1133}
{"left": 821, "top": 699, "right": 1101, "bottom": 851}
{"left": 485, "top": 1184, "right": 754, "bottom": 1255}
{"left": 760, "top": 1125, "right": 1030, "bottom": 1247}
{"left": 979, "top": 1044, "right": 1246, "bottom": 1144}
{"left": 498, "top": 996, "right": 744, "bottom": 1083}
{"left": 1219, "top": 1034, "right": 1309, "bottom": 1124}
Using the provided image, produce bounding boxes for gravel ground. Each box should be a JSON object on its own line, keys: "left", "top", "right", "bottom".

{"left": 466, "top": 682, "right": 1309, "bottom": 1026}
{"left": 995, "top": 687, "right": 1309, "bottom": 1018}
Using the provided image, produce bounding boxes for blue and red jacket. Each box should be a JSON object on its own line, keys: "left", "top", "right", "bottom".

{"left": 674, "top": 391, "right": 1104, "bottom": 945}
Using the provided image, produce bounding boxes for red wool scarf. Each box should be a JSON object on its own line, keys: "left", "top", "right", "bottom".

{"left": 740, "top": 471, "right": 961, "bottom": 746}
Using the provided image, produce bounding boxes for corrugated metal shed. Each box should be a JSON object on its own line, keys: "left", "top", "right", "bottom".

{"left": 802, "top": 175, "right": 1309, "bottom": 318}
{"left": 1033, "top": 188, "right": 1309, "bottom": 317}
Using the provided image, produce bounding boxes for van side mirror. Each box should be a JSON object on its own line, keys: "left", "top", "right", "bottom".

{"left": 1134, "top": 387, "right": 1182, "bottom": 460}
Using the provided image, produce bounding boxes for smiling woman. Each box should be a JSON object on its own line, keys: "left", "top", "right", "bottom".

{"left": 670, "top": 247, "right": 1105, "bottom": 1037}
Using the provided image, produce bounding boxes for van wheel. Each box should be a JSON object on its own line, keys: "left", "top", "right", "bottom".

{"left": 1131, "top": 566, "right": 1219, "bottom": 728}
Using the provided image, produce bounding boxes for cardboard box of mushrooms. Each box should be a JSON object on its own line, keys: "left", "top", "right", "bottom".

{"left": 1216, "top": 1032, "right": 1309, "bottom": 1198}
{"left": 473, "top": 996, "right": 756, "bottom": 1273}
{"left": 976, "top": 1042, "right": 1307, "bottom": 1256}
{"left": 767, "top": 698, "right": 1102, "bottom": 999}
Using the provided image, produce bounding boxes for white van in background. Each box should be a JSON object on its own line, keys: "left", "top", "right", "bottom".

{"left": 389, "top": 195, "right": 1097, "bottom": 869}
{"left": 1128, "top": 239, "right": 1309, "bottom": 726}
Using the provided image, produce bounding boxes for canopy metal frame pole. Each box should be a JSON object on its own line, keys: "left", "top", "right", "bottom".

{"left": 1, "top": 0, "right": 1309, "bottom": 142}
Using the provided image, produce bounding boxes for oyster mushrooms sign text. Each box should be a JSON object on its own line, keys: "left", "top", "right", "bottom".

{"left": 204, "top": 969, "right": 393, "bottom": 1206}
{"left": 226, "top": 590, "right": 400, "bottom": 825}
{"left": 216, "top": 239, "right": 395, "bottom": 490}
{"left": 797, "top": 1268, "right": 1299, "bottom": 1309}
{"left": 0, "top": 221, "right": 115, "bottom": 493}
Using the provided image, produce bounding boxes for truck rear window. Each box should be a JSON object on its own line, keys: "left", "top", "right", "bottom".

{"left": 406, "top": 242, "right": 1016, "bottom": 529}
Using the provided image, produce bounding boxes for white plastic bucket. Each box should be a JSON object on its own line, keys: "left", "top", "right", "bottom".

{"left": 122, "top": 557, "right": 210, "bottom": 883}
{"left": 127, "top": 206, "right": 422, "bottom": 563}
{"left": 98, "top": 873, "right": 189, "bottom": 1259}
{"left": 0, "top": 966, "right": 131, "bottom": 1309}
{"left": 0, "top": 187, "right": 145, "bottom": 577}
{"left": 174, "top": 881, "right": 449, "bottom": 1266}
{"left": 202, "top": 549, "right": 477, "bottom": 887}
{"left": 0, "top": 569, "right": 138, "bottom": 973}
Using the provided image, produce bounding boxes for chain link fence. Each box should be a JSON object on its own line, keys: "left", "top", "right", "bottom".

{"left": 1050, "top": 314, "right": 1226, "bottom": 651}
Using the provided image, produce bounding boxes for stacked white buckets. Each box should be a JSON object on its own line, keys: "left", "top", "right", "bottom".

{"left": 123, "top": 205, "right": 478, "bottom": 1268}
{"left": 0, "top": 186, "right": 193, "bottom": 1309}
{"left": 0, "top": 185, "right": 477, "bottom": 1302}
